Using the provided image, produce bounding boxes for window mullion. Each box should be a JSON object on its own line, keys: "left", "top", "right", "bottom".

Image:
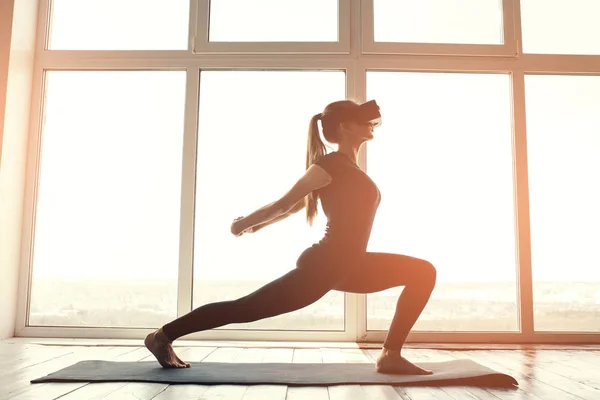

{"left": 176, "top": 68, "right": 201, "bottom": 318}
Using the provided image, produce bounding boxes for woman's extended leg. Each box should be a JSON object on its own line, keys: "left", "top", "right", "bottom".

{"left": 334, "top": 252, "right": 437, "bottom": 374}
{"left": 145, "top": 248, "right": 343, "bottom": 368}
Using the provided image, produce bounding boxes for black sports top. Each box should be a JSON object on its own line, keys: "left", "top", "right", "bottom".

{"left": 313, "top": 151, "right": 381, "bottom": 253}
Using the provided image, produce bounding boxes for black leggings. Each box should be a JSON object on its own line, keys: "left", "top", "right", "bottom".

{"left": 162, "top": 246, "right": 437, "bottom": 350}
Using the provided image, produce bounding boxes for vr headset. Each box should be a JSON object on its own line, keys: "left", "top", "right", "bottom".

{"left": 323, "top": 100, "right": 382, "bottom": 128}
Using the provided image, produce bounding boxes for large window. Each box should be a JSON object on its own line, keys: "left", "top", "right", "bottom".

{"left": 373, "top": 0, "right": 504, "bottom": 44}
{"left": 525, "top": 75, "right": 600, "bottom": 332}
{"left": 366, "top": 72, "right": 517, "bottom": 332}
{"left": 17, "top": 0, "right": 600, "bottom": 343}
{"left": 208, "top": 0, "right": 338, "bottom": 42}
{"left": 48, "top": 0, "right": 191, "bottom": 50}
{"left": 520, "top": 0, "right": 600, "bottom": 55}
{"left": 193, "top": 71, "right": 345, "bottom": 330}
{"left": 29, "top": 71, "right": 186, "bottom": 328}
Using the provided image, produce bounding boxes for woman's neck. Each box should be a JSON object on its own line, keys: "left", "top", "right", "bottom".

{"left": 337, "top": 143, "right": 361, "bottom": 165}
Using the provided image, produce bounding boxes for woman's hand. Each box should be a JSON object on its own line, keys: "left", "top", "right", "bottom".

{"left": 231, "top": 216, "right": 254, "bottom": 236}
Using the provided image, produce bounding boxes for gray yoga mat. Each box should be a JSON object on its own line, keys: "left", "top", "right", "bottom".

{"left": 31, "top": 359, "right": 517, "bottom": 387}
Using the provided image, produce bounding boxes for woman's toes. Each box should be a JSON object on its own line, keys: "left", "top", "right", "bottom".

{"left": 175, "top": 356, "right": 190, "bottom": 367}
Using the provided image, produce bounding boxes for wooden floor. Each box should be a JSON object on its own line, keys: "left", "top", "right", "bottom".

{"left": 2, "top": 340, "right": 600, "bottom": 400}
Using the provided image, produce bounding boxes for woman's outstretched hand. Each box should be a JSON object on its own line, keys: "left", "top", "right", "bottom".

{"left": 231, "top": 216, "right": 254, "bottom": 236}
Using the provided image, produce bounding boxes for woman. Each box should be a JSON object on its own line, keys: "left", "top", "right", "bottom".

{"left": 145, "top": 100, "right": 437, "bottom": 375}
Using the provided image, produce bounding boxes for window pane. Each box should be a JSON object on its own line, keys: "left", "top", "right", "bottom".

{"left": 526, "top": 75, "right": 600, "bottom": 332}
{"left": 521, "top": 0, "right": 600, "bottom": 55}
{"left": 194, "top": 71, "right": 345, "bottom": 330}
{"left": 209, "top": 0, "right": 337, "bottom": 42}
{"left": 374, "top": 0, "right": 504, "bottom": 44}
{"left": 28, "top": 71, "right": 186, "bottom": 328}
{"left": 48, "top": 0, "right": 190, "bottom": 50}
{"left": 366, "top": 72, "right": 517, "bottom": 332}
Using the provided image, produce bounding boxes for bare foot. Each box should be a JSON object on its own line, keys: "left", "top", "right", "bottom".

{"left": 376, "top": 350, "right": 433, "bottom": 375}
{"left": 144, "top": 328, "right": 190, "bottom": 368}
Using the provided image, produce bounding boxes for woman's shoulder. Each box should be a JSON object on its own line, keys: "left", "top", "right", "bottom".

{"left": 316, "top": 152, "right": 341, "bottom": 162}
{"left": 314, "top": 152, "right": 347, "bottom": 178}
{"left": 314, "top": 152, "right": 340, "bottom": 167}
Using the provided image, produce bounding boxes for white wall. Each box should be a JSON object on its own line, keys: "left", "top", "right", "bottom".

{"left": 0, "top": 0, "right": 38, "bottom": 339}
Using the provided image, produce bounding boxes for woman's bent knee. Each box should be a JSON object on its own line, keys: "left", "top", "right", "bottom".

{"left": 421, "top": 261, "right": 437, "bottom": 287}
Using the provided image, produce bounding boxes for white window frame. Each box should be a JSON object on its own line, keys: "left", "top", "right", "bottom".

{"left": 14, "top": 0, "right": 600, "bottom": 344}
{"left": 192, "top": 0, "right": 351, "bottom": 55}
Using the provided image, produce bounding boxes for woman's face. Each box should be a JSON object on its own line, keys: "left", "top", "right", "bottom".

{"left": 340, "top": 120, "right": 376, "bottom": 143}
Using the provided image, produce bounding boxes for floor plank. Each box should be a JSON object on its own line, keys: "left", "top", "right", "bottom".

{"left": 497, "top": 349, "right": 600, "bottom": 400}
{"left": 8, "top": 346, "right": 132, "bottom": 400}
{"left": 459, "top": 350, "right": 577, "bottom": 400}
{"left": 9, "top": 338, "right": 598, "bottom": 351}
{"left": 287, "top": 348, "right": 329, "bottom": 400}
{"left": 2, "top": 340, "right": 600, "bottom": 400}
{"left": 195, "top": 346, "right": 249, "bottom": 399}
{"left": 3, "top": 346, "right": 124, "bottom": 399}
{"left": 261, "top": 347, "right": 294, "bottom": 363}
{"left": 240, "top": 347, "right": 287, "bottom": 400}
{"left": 26, "top": 347, "right": 170, "bottom": 400}
{"left": 150, "top": 347, "right": 214, "bottom": 400}
{"left": 151, "top": 384, "right": 211, "bottom": 400}
{"left": 326, "top": 350, "right": 364, "bottom": 400}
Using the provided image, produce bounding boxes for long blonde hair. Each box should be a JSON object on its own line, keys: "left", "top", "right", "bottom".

{"left": 305, "top": 100, "right": 359, "bottom": 225}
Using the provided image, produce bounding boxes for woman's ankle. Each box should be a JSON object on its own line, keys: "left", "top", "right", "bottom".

{"left": 381, "top": 346, "right": 402, "bottom": 357}
{"left": 157, "top": 327, "right": 173, "bottom": 344}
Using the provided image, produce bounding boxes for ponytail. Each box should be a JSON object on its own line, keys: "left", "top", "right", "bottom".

{"left": 305, "top": 113, "right": 326, "bottom": 226}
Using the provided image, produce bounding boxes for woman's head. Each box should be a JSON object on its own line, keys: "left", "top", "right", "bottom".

{"left": 319, "top": 100, "right": 378, "bottom": 145}
{"left": 304, "top": 99, "right": 381, "bottom": 225}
